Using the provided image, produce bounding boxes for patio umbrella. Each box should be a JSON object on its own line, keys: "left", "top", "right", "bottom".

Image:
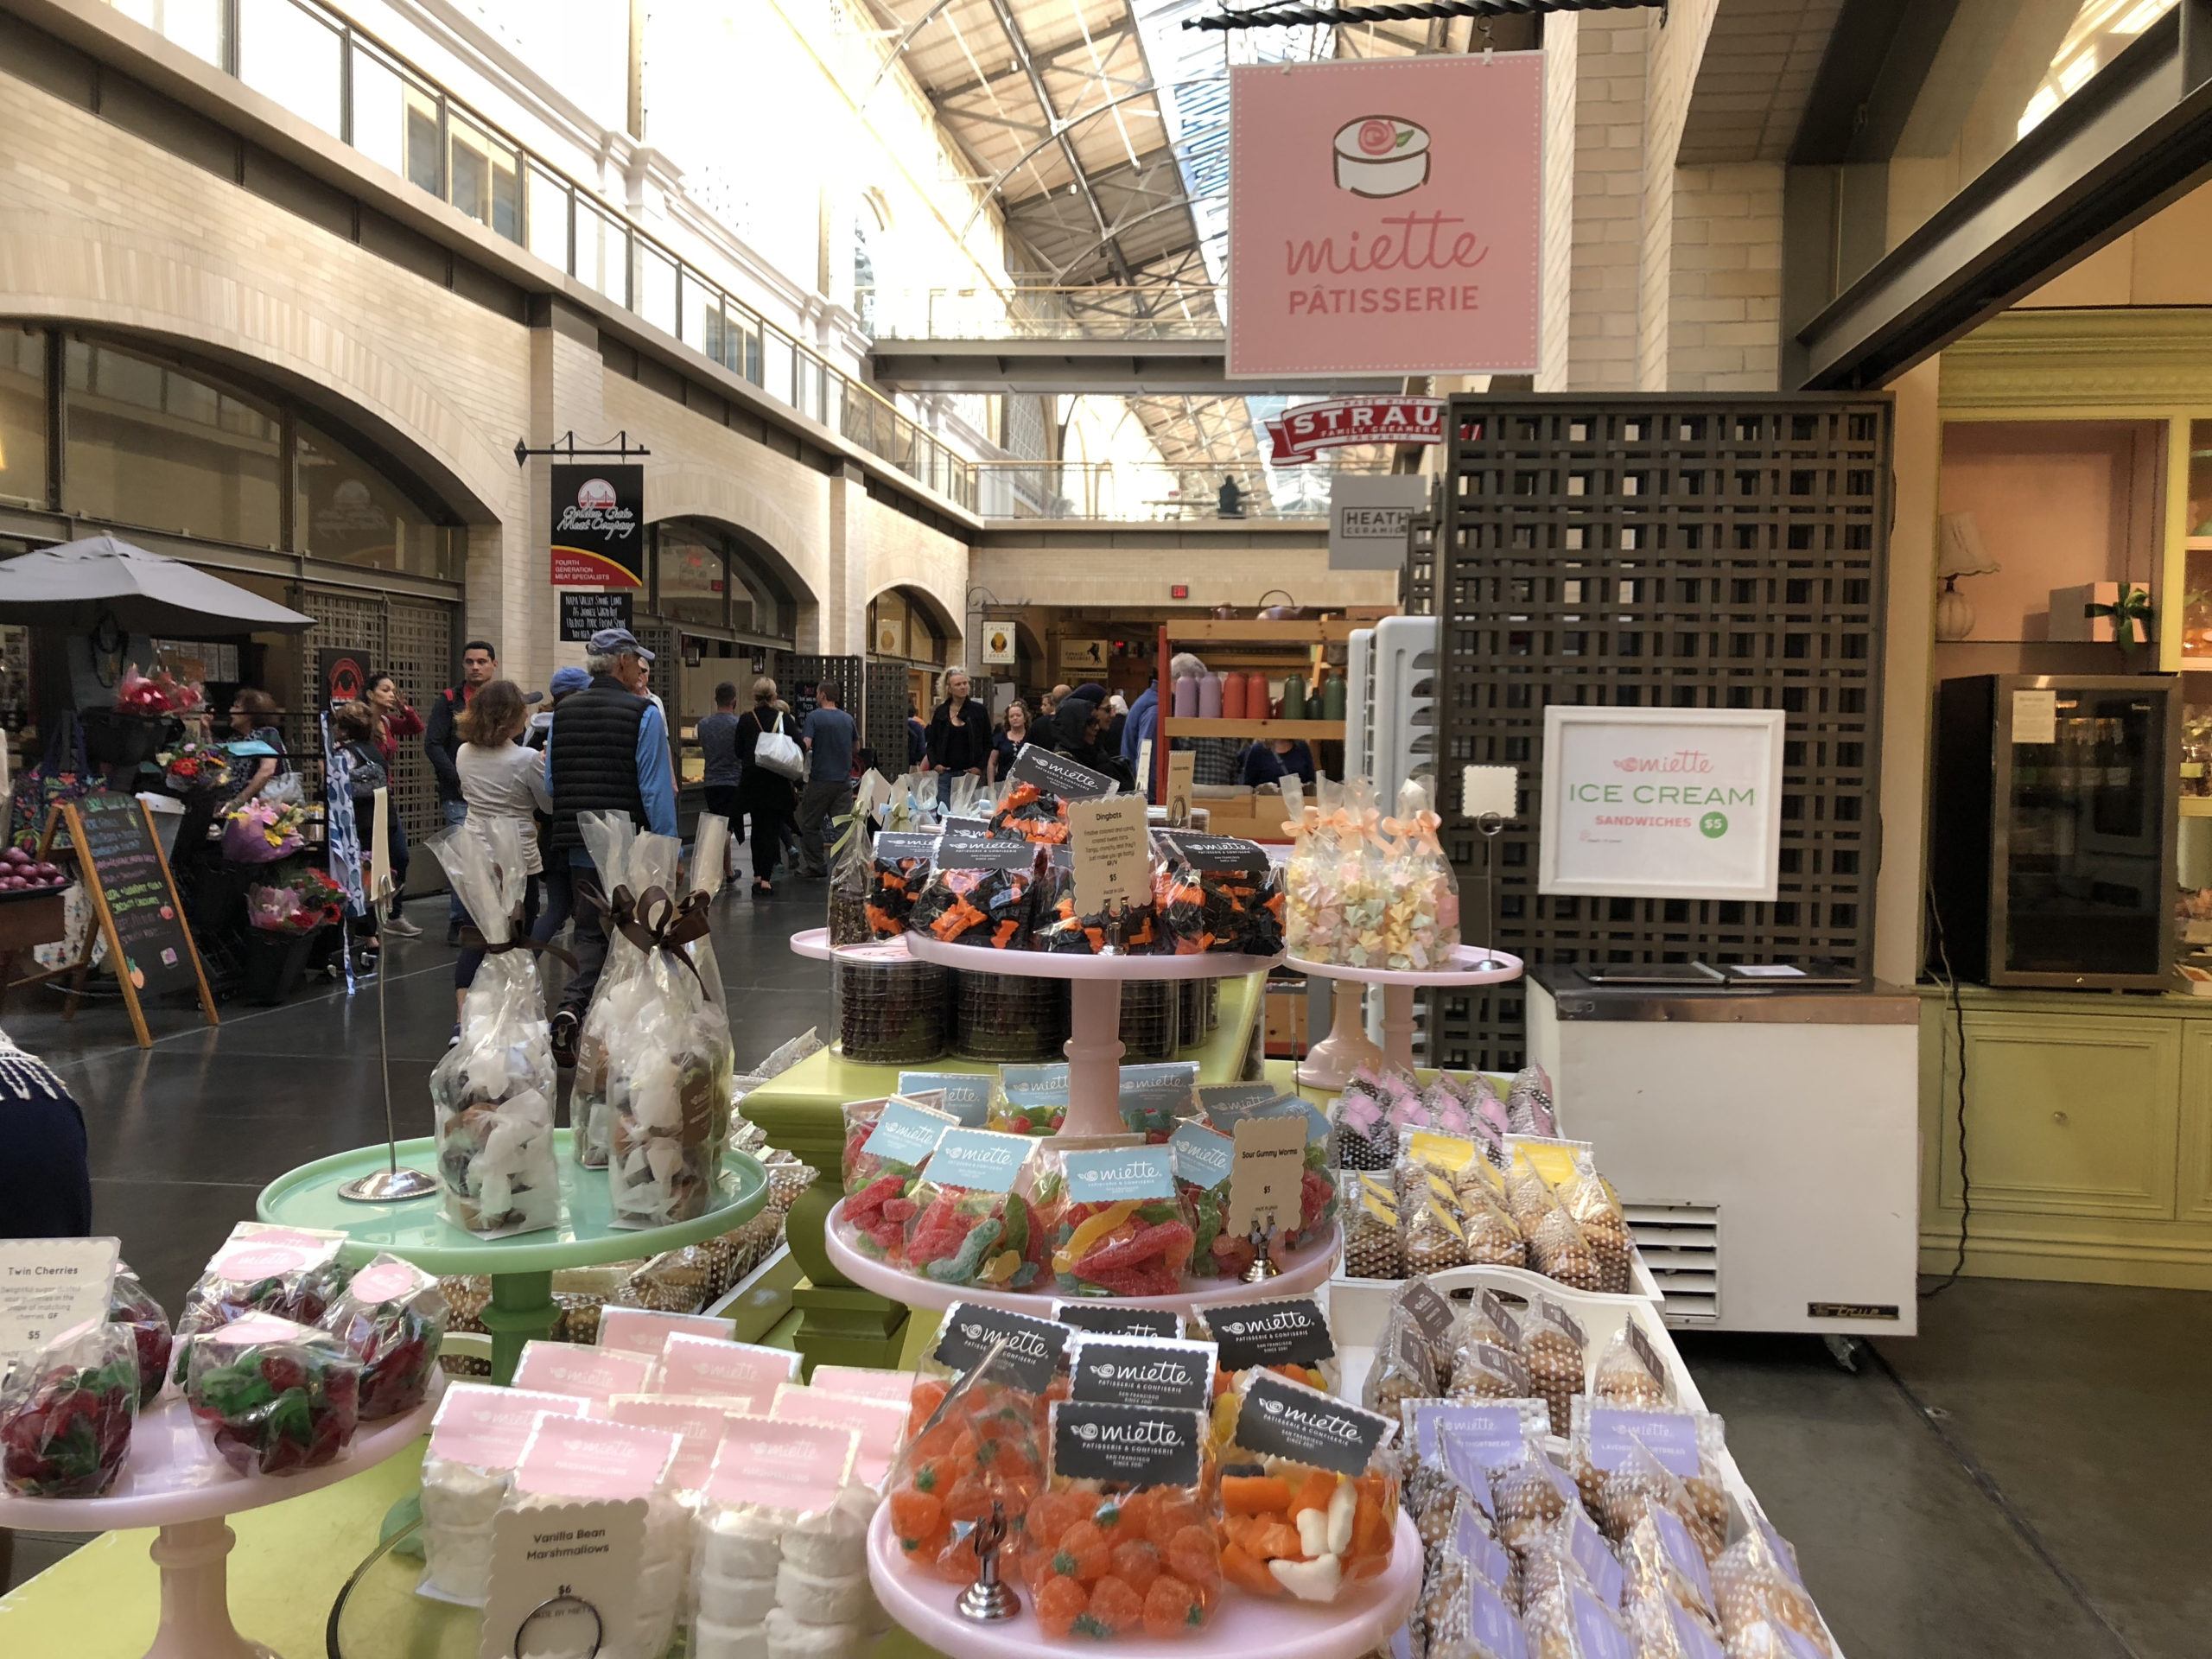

{"left": 0, "top": 535, "right": 315, "bottom": 634}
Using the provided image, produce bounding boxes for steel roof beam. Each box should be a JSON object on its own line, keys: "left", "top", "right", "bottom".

{"left": 984, "top": 0, "right": 1141, "bottom": 286}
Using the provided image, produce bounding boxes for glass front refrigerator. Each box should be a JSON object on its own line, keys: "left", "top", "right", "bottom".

{"left": 1929, "top": 674, "right": 2181, "bottom": 990}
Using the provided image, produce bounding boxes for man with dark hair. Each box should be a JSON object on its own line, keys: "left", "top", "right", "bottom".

{"left": 542, "top": 628, "right": 676, "bottom": 1065}
{"left": 796, "top": 681, "right": 856, "bottom": 878}
{"left": 698, "top": 681, "right": 743, "bottom": 885}
{"left": 426, "top": 639, "right": 498, "bottom": 944}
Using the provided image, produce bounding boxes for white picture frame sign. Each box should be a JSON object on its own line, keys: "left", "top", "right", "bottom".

{"left": 1537, "top": 706, "right": 1787, "bottom": 902}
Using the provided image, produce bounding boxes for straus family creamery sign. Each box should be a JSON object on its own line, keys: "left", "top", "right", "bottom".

{"left": 1228, "top": 55, "right": 1541, "bottom": 378}
{"left": 550, "top": 463, "right": 644, "bottom": 588}
{"left": 1267, "top": 396, "right": 1442, "bottom": 463}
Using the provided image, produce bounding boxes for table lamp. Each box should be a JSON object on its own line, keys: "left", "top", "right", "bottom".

{"left": 1936, "top": 512, "right": 2000, "bottom": 641}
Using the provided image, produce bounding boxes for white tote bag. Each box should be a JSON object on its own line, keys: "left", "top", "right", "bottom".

{"left": 753, "top": 711, "right": 805, "bottom": 781}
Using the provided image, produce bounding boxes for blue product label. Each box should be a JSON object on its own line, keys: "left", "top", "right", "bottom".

{"left": 898, "top": 1073, "right": 993, "bottom": 1128}
{"left": 862, "top": 1100, "right": 953, "bottom": 1166}
{"left": 925, "top": 1128, "right": 1035, "bottom": 1193}
{"left": 1065, "top": 1146, "right": 1177, "bottom": 1203}
{"left": 1121, "top": 1062, "right": 1200, "bottom": 1090}
{"left": 1192, "top": 1083, "right": 1285, "bottom": 1122}
{"left": 1466, "top": 1580, "right": 1529, "bottom": 1659}
{"left": 1587, "top": 1407, "right": 1703, "bottom": 1478}
{"left": 1168, "top": 1122, "right": 1234, "bottom": 1191}
{"left": 1255, "top": 1096, "right": 1335, "bottom": 1146}
{"left": 1001, "top": 1063, "right": 1070, "bottom": 1108}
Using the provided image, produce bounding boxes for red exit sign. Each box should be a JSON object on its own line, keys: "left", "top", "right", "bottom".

{"left": 1170, "top": 584, "right": 1189, "bottom": 600}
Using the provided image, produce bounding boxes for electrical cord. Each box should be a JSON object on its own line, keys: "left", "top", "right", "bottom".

{"left": 1923, "top": 876, "right": 1970, "bottom": 1298}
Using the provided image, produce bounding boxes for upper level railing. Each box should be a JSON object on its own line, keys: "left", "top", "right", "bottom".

{"left": 865, "top": 287, "right": 1229, "bottom": 342}
{"left": 99, "top": 0, "right": 977, "bottom": 511}
{"left": 977, "top": 460, "right": 1393, "bottom": 522}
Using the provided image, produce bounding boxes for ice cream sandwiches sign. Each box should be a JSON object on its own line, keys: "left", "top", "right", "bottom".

{"left": 550, "top": 463, "right": 644, "bottom": 588}
{"left": 1538, "top": 708, "right": 1787, "bottom": 903}
{"left": 1229, "top": 54, "right": 1541, "bottom": 378}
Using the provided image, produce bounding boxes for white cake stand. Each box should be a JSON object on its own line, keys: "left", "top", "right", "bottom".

{"left": 823, "top": 1200, "right": 1340, "bottom": 1313}
{"left": 868, "top": 1503, "right": 1421, "bottom": 1659}
{"left": 901, "top": 936, "right": 1281, "bottom": 1138}
{"left": 0, "top": 1378, "right": 443, "bottom": 1659}
{"left": 1285, "top": 945, "right": 1525, "bottom": 1083}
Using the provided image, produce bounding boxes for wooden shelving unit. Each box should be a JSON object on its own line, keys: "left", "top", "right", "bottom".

{"left": 1151, "top": 619, "right": 1351, "bottom": 823}
{"left": 1169, "top": 717, "right": 1343, "bottom": 741}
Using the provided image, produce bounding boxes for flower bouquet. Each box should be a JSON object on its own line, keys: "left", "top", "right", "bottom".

{"left": 183, "top": 1313, "right": 362, "bottom": 1477}
{"left": 247, "top": 867, "right": 345, "bottom": 931}
{"left": 117, "top": 664, "right": 203, "bottom": 716}
{"left": 156, "top": 740, "right": 237, "bottom": 804}
{"left": 0, "top": 1317, "right": 140, "bottom": 1497}
{"left": 223, "top": 798, "right": 308, "bottom": 864}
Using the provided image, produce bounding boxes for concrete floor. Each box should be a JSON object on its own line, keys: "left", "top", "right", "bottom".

{"left": 3, "top": 883, "right": 2205, "bottom": 1658}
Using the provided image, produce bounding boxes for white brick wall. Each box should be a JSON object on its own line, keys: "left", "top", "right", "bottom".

{"left": 1566, "top": 11, "right": 1647, "bottom": 392}
{"left": 1669, "top": 162, "right": 1784, "bottom": 390}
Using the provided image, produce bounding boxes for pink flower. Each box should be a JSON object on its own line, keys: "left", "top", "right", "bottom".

{"left": 1358, "top": 119, "right": 1395, "bottom": 156}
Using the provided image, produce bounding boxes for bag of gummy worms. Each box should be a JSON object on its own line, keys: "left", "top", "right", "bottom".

{"left": 988, "top": 747, "right": 1119, "bottom": 846}
{"left": 901, "top": 1127, "right": 1049, "bottom": 1288}
{"left": 838, "top": 1094, "right": 956, "bottom": 1264}
{"left": 1042, "top": 1142, "right": 1197, "bottom": 1299}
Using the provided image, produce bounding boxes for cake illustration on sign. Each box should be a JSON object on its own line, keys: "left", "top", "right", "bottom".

{"left": 1335, "top": 115, "right": 1429, "bottom": 197}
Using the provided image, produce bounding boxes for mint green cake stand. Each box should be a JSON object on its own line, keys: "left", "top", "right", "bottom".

{"left": 258, "top": 1131, "right": 767, "bottom": 1384}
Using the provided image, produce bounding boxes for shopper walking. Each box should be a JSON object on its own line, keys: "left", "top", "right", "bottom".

{"left": 696, "top": 681, "right": 744, "bottom": 885}
{"left": 989, "top": 699, "right": 1033, "bottom": 783}
{"left": 426, "top": 639, "right": 499, "bottom": 944}
{"left": 526, "top": 666, "right": 592, "bottom": 951}
{"left": 542, "top": 628, "right": 676, "bottom": 1066}
{"left": 795, "top": 681, "right": 857, "bottom": 877}
{"left": 736, "top": 677, "right": 798, "bottom": 897}
{"left": 361, "top": 671, "right": 423, "bottom": 935}
{"left": 906, "top": 703, "right": 927, "bottom": 769}
{"left": 454, "top": 680, "right": 551, "bottom": 1014}
{"left": 925, "top": 668, "right": 990, "bottom": 807}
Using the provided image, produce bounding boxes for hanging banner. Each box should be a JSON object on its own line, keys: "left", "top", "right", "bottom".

{"left": 319, "top": 647, "right": 370, "bottom": 709}
{"left": 1268, "top": 397, "right": 1443, "bottom": 463}
{"left": 550, "top": 463, "right": 645, "bottom": 588}
{"left": 1228, "top": 54, "right": 1542, "bottom": 379}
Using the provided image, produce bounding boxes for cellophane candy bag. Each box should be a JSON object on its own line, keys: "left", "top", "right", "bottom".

{"left": 603, "top": 881, "right": 736, "bottom": 1230}
{"left": 864, "top": 830, "right": 937, "bottom": 940}
{"left": 1281, "top": 789, "right": 1341, "bottom": 961}
{"left": 902, "top": 1128, "right": 1047, "bottom": 1287}
{"left": 1343, "top": 1173, "right": 1406, "bottom": 1278}
{"left": 109, "top": 1261, "right": 171, "bottom": 1408}
{"left": 172, "top": 1222, "right": 350, "bottom": 1382}
{"left": 1569, "top": 1400, "right": 1728, "bottom": 1556}
{"left": 420, "top": 1383, "right": 591, "bottom": 1600}
{"left": 429, "top": 817, "right": 559, "bottom": 1236}
{"left": 0, "top": 1313, "right": 137, "bottom": 1497}
{"left": 315, "top": 1253, "right": 446, "bottom": 1421}
{"left": 988, "top": 1064, "right": 1069, "bottom": 1136}
{"left": 1335, "top": 1070, "right": 1401, "bottom": 1173}
{"left": 1154, "top": 831, "right": 1286, "bottom": 956}
{"left": 1027, "top": 1401, "right": 1222, "bottom": 1640}
{"left": 1168, "top": 1121, "right": 1244, "bottom": 1280}
{"left": 989, "top": 746, "right": 1116, "bottom": 845}
{"left": 1383, "top": 776, "right": 1461, "bottom": 971}
{"left": 1217, "top": 1370, "right": 1401, "bottom": 1603}
{"left": 183, "top": 1313, "right": 361, "bottom": 1477}
{"left": 1196, "top": 1296, "right": 1338, "bottom": 1456}
{"left": 838, "top": 1095, "right": 955, "bottom": 1265}
{"left": 571, "top": 811, "right": 672, "bottom": 1168}
{"left": 1712, "top": 1520, "right": 1832, "bottom": 1658}
{"left": 912, "top": 842, "right": 1048, "bottom": 949}
{"left": 1045, "top": 1143, "right": 1195, "bottom": 1298}
{"left": 1361, "top": 1278, "right": 1459, "bottom": 1417}
{"left": 887, "top": 1332, "right": 1050, "bottom": 1583}
{"left": 1506, "top": 1065, "right": 1559, "bottom": 1137}
{"left": 1038, "top": 847, "right": 1163, "bottom": 954}
{"left": 1331, "top": 778, "right": 1394, "bottom": 969}
{"left": 1593, "top": 1321, "right": 1676, "bottom": 1412}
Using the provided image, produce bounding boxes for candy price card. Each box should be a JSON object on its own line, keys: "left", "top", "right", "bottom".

{"left": 481, "top": 1498, "right": 644, "bottom": 1659}
{"left": 0, "top": 1237, "right": 118, "bottom": 1369}
{"left": 1224, "top": 1112, "right": 1311, "bottom": 1242}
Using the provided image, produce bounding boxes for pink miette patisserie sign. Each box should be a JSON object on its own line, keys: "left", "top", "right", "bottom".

{"left": 1228, "top": 54, "right": 1542, "bottom": 378}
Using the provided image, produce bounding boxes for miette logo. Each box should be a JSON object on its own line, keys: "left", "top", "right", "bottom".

{"left": 1334, "top": 116, "right": 1430, "bottom": 198}
{"left": 1073, "top": 1421, "right": 1101, "bottom": 1441}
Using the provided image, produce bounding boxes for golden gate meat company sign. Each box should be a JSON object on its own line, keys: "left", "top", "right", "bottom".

{"left": 1228, "top": 54, "right": 1542, "bottom": 379}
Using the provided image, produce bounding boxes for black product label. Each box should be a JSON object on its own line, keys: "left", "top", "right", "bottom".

{"left": 1478, "top": 1289, "right": 1522, "bottom": 1350}
{"left": 1009, "top": 745, "right": 1117, "bottom": 803}
{"left": 938, "top": 821, "right": 997, "bottom": 843}
{"left": 1069, "top": 1337, "right": 1216, "bottom": 1410}
{"left": 933, "top": 1302, "right": 1068, "bottom": 1394}
{"left": 1235, "top": 1373, "right": 1391, "bottom": 1476}
{"left": 874, "top": 833, "right": 939, "bottom": 862}
{"left": 1052, "top": 1401, "right": 1203, "bottom": 1487}
{"left": 1199, "top": 1296, "right": 1334, "bottom": 1371}
{"left": 1537, "top": 1299, "right": 1586, "bottom": 1349}
{"left": 1625, "top": 1321, "right": 1666, "bottom": 1382}
{"left": 1396, "top": 1280, "right": 1458, "bottom": 1347}
{"left": 1158, "top": 831, "right": 1269, "bottom": 874}
{"left": 937, "top": 841, "right": 1046, "bottom": 873}
{"left": 1053, "top": 1303, "right": 1181, "bottom": 1340}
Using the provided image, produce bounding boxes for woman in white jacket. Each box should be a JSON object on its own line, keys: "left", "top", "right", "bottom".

{"left": 453, "top": 679, "right": 552, "bottom": 1013}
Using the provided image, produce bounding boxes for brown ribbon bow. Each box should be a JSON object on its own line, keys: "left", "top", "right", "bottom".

{"left": 608, "top": 883, "right": 715, "bottom": 989}
{"left": 455, "top": 926, "right": 580, "bottom": 974}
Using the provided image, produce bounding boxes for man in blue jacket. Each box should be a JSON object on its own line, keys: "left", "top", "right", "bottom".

{"left": 1121, "top": 675, "right": 1157, "bottom": 772}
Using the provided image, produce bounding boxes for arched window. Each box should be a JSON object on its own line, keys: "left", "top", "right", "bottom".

{"left": 652, "top": 518, "right": 793, "bottom": 641}
{"left": 853, "top": 192, "right": 888, "bottom": 336}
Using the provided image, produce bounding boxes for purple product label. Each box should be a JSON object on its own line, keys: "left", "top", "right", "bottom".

{"left": 1587, "top": 1408, "right": 1702, "bottom": 1478}
{"left": 1568, "top": 1586, "right": 1634, "bottom": 1659}
{"left": 1440, "top": 1424, "right": 1501, "bottom": 1497}
{"left": 1671, "top": 1605, "right": 1727, "bottom": 1659}
{"left": 1466, "top": 1579, "right": 1529, "bottom": 1659}
{"left": 1651, "top": 1509, "right": 1715, "bottom": 1609}
{"left": 1540, "top": 1453, "right": 1583, "bottom": 1509}
{"left": 1456, "top": 1503, "right": 1510, "bottom": 1586}
{"left": 1760, "top": 1518, "right": 1808, "bottom": 1588}
{"left": 1411, "top": 1400, "right": 1526, "bottom": 1462}
{"left": 1564, "top": 1505, "right": 1624, "bottom": 1608}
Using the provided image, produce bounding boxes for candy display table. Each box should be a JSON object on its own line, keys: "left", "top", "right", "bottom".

{"left": 788, "top": 925, "right": 909, "bottom": 963}
{"left": 0, "top": 1380, "right": 442, "bottom": 1659}
{"left": 1285, "top": 947, "right": 1524, "bottom": 1086}
{"left": 257, "top": 1135, "right": 768, "bottom": 1384}
{"left": 900, "top": 937, "right": 1281, "bottom": 1139}
{"left": 868, "top": 1503, "right": 1421, "bottom": 1659}
{"left": 824, "top": 1201, "right": 1341, "bottom": 1313}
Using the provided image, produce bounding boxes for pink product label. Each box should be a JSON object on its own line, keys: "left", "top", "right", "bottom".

{"left": 595, "top": 1306, "right": 731, "bottom": 1357}
{"left": 347, "top": 1262, "right": 419, "bottom": 1304}
{"left": 206, "top": 1312, "right": 313, "bottom": 1346}
{"left": 658, "top": 1336, "right": 798, "bottom": 1405}
{"left": 704, "top": 1415, "right": 857, "bottom": 1511}
{"left": 514, "top": 1414, "right": 679, "bottom": 1500}
{"left": 1587, "top": 1408, "right": 1701, "bottom": 1478}
{"left": 511, "top": 1342, "right": 654, "bottom": 1404}
{"left": 770, "top": 1386, "right": 907, "bottom": 1483}
{"left": 607, "top": 1396, "right": 746, "bottom": 1490}
{"left": 808, "top": 1366, "right": 916, "bottom": 1404}
{"left": 429, "top": 1386, "right": 591, "bottom": 1467}
{"left": 216, "top": 1226, "right": 334, "bottom": 1280}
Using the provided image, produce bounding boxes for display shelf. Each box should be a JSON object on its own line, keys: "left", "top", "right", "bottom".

{"left": 1285, "top": 947, "right": 1525, "bottom": 1076}
{"left": 825, "top": 1199, "right": 1340, "bottom": 1313}
{"left": 2183, "top": 796, "right": 2212, "bottom": 817}
{"left": 0, "top": 1380, "right": 442, "bottom": 1659}
{"left": 1168, "top": 718, "right": 1346, "bottom": 741}
{"left": 868, "top": 1504, "right": 1421, "bottom": 1659}
{"left": 257, "top": 1135, "right": 768, "bottom": 1383}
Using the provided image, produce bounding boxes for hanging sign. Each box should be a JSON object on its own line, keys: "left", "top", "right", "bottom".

{"left": 1228, "top": 54, "right": 1542, "bottom": 378}
{"left": 1330, "top": 474, "right": 1431, "bottom": 570}
{"left": 550, "top": 464, "right": 644, "bottom": 588}
{"left": 1537, "top": 708, "right": 1787, "bottom": 902}
{"left": 319, "top": 648, "right": 371, "bottom": 708}
{"left": 982, "top": 623, "right": 1017, "bottom": 666}
{"left": 1268, "top": 397, "right": 1443, "bottom": 463}
{"left": 560, "top": 592, "right": 633, "bottom": 643}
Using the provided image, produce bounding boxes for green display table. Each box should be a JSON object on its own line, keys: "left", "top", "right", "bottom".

{"left": 257, "top": 1132, "right": 768, "bottom": 1383}
{"left": 743, "top": 969, "right": 1268, "bottom": 1371}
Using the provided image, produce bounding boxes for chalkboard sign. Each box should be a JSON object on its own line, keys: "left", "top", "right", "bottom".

{"left": 560, "top": 591, "right": 633, "bottom": 643}
{"left": 42, "top": 792, "right": 216, "bottom": 1046}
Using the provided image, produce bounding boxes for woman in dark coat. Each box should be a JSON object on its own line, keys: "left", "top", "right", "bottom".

{"left": 925, "top": 668, "right": 992, "bottom": 804}
{"left": 735, "top": 676, "right": 798, "bottom": 897}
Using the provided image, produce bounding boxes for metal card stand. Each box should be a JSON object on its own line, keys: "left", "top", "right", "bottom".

{"left": 340, "top": 785, "right": 435, "bottom": 1203}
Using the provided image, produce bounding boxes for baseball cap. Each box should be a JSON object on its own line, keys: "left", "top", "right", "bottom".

{"left": 549, "top": 666, "right": 591, "bottom": 696}
{"left": 588, "top": 626, "right": 653, "bottom": 662}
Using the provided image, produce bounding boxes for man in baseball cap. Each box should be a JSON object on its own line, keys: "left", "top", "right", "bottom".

{"left": 587, "top": 626, "right": 654, "bottom": 663}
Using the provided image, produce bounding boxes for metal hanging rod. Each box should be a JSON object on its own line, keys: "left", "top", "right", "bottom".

{"left": 512, "top": 430, "right": 652, "bottom": 466}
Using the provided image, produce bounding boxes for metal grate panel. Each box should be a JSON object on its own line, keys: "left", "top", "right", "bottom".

{"left": 1432, "top": 397, "right": 1890, "bottom": 1071}
{"left": 1623, "top": 1203, "right": 1720, "bottom": 1325}
{"left": 1402, "top": 502, "right": 1437, "bottom": 618}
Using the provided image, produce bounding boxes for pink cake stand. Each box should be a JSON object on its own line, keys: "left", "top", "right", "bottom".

{"left": 788, "top": 927, "right": 913, "bottom": 963}
{"left": 868, "top": 1503, "right": 1421, "bottom": 1659}
{"left": 0, "top": 1378, "right": 443, "bottom": 1659}
{"left": 900, "top": 937, "right": 1281, "bottom": 1139}
{"left": 1285, "top": 945, "right": 1525, "bottom": 1080}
